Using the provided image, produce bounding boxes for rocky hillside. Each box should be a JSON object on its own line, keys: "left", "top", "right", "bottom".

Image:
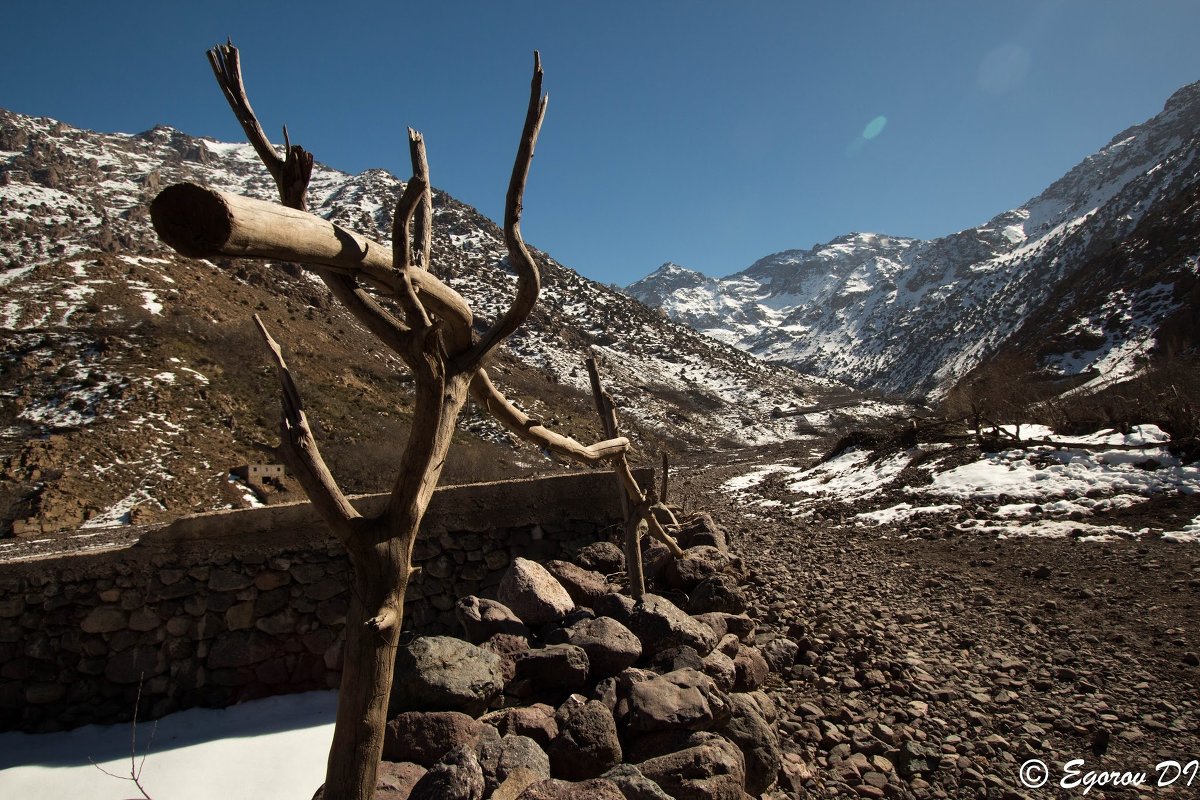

{"left": 630, "top": 82, "right": 1200, "bottom": 398}
{"left": 0, "top": 109, "right": 871, "bottom": 536}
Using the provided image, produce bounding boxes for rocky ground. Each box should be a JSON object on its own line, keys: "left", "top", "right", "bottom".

{"left": 675, "top": 435, "right": 1200, "bottom": 799}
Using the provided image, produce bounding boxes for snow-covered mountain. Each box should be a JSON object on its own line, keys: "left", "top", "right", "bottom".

{"left": 1, "top": 108, "right": 876, "bottom": 535}
{"left": 629, "top": 82, "right": 1200, "bottom": 398}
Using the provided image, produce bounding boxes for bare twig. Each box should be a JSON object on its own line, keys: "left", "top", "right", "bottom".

{"left": 89, "top": 673, "right": 157, "bottom": 799}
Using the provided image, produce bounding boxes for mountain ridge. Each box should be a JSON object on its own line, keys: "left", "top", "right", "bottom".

{"left": 629, "top": 81, "right": 1200, "bottom": 398}
{"left": 1, "top": 108, "right": 888, "bottom": 536}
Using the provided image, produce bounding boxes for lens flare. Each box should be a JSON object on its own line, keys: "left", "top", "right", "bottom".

{"left": 862, "top": 116, "right": 888, "bottom": 140}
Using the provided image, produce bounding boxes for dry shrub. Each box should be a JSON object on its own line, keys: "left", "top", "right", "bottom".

{"left": 1036, "top": 353, "right": 1198, "bottom": 448}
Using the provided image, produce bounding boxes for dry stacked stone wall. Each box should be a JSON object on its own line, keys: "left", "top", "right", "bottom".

{"left": 0, "top": 470, "right": 648, "bottom": 733}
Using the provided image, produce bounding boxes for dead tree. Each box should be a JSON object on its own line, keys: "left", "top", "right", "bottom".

{"left": 150, "top": 43, "right": 679, "bottom": 800}
{"left": 585, "top": 355, "right": 681, "bottom": 599}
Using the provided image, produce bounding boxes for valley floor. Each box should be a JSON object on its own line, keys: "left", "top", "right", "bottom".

{"left": 677, "top": 434, "right": 1200, "bottom": 798}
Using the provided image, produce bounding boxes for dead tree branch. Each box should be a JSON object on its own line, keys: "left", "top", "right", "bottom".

{"left": 660, "top": 451, "right": 671, "bottom": 505}
{"left": 586, "top": 356, "right": 683, "bottom": 561}
{"left": 456, "top": 51, "right": 548, "bottom": 370}
{"left": 253, "top": 314, "right": 360, "bottom": 544}
{"left": 585, "top": 355, "right": 642, "bottom": 597}
{"left": 207, "top": 41, "right": 313, "bottom": 208}
{"left": 391, "top": 175, "right": 433, "bottom": 329}
{"left": 407, "top": 128, "right": 433, "bottom": 273}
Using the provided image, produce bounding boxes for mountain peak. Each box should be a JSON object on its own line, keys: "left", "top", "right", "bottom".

{"left": 1163, "top": 80, "right": 1200, "bottom": 114}
{"left": 651, "top": 261, "right": 701, "bottom": 277}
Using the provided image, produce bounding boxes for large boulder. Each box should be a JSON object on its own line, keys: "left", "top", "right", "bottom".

{"left": 635, "top": 731, "right": 747, "bottom": 800}
{"left": 732, "top": 646, "right": 769, "bottom": 692}
{"left": 515, "top": 778, "right": 626, "bottom": 799}
{"left": 478, "top": 732, "right": 552, "bottom": 794}
{"left": 478, "top": 633, "right": 530, "bottom": 685}
{"left": 624, "top": 668, "right": 732, "bottom": 733}
{"left": 391, "top": 636, "right": 504, "bottom": 717}
{"left": 499, "top": 558, "right": 575, "bottom": 626}
{"left": 686, "top": 574, "right": 748, "bottom": 615}
{"left": 407, "top": 744, "right": 486, "bottom": 800}
{"left": 646, "top": 645, "right": 704, "bottom": 675}
{"left": 760, "top": 636, "right": 800, "bottom": 673}
{"left": 676, "top": 513, "right": 729, "bottom": 551}
{"left": 717, "top": 692, "right": 781, "bottom": 795}
{"left": 692, "top": 612, "right": 756, "bottom": 643}
{"left": 480, "top": 704, "right": 559, "bottom": 748}
{"left": 491, "top": 768, "right": 545, "bottom": 800}
{"left": 511, "top": 644, "right": 590, "bottom": 694}
{"left": 601, "top": 764, "right": 673, "bottom": 800}
{"left": 563, "top": 616, "right": 641, "bottom": 679}
{"left": 548, "top": 697, "right": 623, "bottom": 781}
{"left": 457, "top": 596, "right": 530, "bottom": 644}
{"left": 312, "top": 762, "right": 428, "bottom": 800}
{"left": 664, "top": 546, "right": 744, "bottom": 591}
{"left": 700, "top": 648, "right": 736, "bottom": 692}
{"left": 624, "top": 595, "right": 718, "bottom": 658}
{"left": 543, "top": 560, "right": 614, "bottom": 609}
{"left": 572, "top": 541, "right": 624, "bottom": 574}
{"left": 639, "top": 539, "right": 674, "bottom": 584}
{"left": 383, "top": 710, "right": 484, "bottom": 765}
{"left": 375, "top": 762, "right": 428, "bottom": 800}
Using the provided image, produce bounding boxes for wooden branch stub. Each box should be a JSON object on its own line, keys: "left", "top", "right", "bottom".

{"left": 150, "top": 183, "right": 234, "bottom": 259}
{"left": 407, "top": 128, "right": 433, "bottom": 273}
{"left": 280, "top": 128, "right": 315, "bottom": 211}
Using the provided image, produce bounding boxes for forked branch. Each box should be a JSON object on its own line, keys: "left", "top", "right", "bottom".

{"left": 210, "top": 39, "right": 417, "bottom": 364}
{"left": 207, "top": 41, "right": 313, "bottom": 208}
{"left": 391, "top": 175, "right": 433, "bottom": 329}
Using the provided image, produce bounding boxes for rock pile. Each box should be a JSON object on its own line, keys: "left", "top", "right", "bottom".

{"left": 319, "top": 514, "right": 785, "bottom": 799}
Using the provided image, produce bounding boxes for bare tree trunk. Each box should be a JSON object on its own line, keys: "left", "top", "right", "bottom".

{"left": 325, "top": 369, "right": 471, "bottom": 799}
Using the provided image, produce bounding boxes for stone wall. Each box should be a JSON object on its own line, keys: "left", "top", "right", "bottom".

{"left": 0, "top": 469, "right": 647, "bottom": 733}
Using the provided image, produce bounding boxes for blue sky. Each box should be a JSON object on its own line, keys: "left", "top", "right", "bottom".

{"left": 4, "top": 2, "right": 1199, "bottom": 285}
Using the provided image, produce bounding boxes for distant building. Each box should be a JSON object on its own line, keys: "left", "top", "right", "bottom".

{"left": 232, "top": 464, "right": 286, "bottom": 487}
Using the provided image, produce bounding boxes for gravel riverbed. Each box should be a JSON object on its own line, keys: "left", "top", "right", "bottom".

{"left": 677, "top": 437, "right": 1200, "bottom": 799}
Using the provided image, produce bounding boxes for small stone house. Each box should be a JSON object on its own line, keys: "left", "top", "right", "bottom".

{"left": 232, "top": 463, "right": 285, "bottom": 487}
